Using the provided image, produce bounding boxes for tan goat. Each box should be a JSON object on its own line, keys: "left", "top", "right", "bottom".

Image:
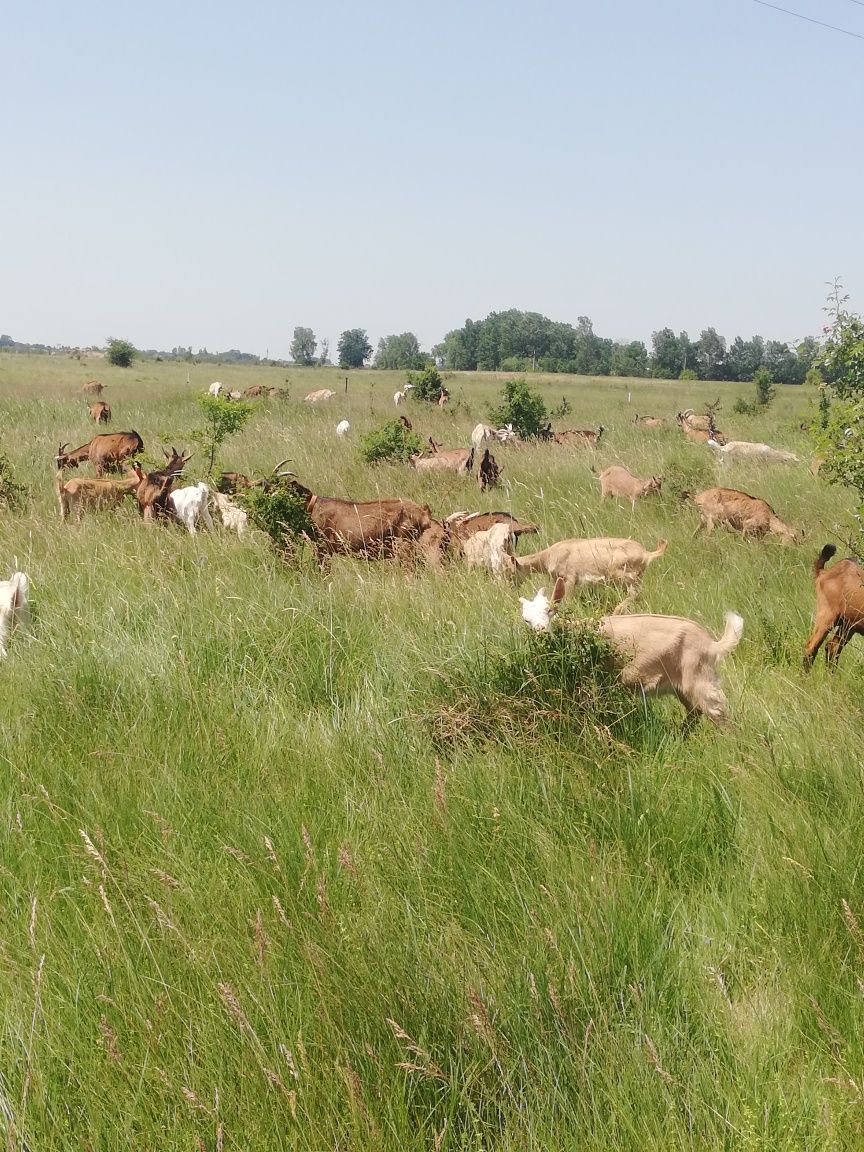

{"left": 803, "top": 544, "right": 864, "bottom": 668}
{"left": 503, "top": 536, "right": 667, "bottom": 609}
{"left": 694, "top": 487, "right": 797, "bottom": 544}
{"left": 412, "top": 446, "right": 474, "bottom": 475}
{"left": 520, "top": 580, "right": 743, "bottom": 724}
{"left": 633, "top": 414, "right": 667, "bottom": 428}
{"left": 461, "top": 522, "right": 515, "bottom": 574}
{"left": 597, "top": 465, "right": 662, "bottom": 507}
{"left": 55, "top": 470, "right": 141, "bottom": 522}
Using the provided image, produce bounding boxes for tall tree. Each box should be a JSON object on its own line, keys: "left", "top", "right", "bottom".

{"left": 695, "top": 328, "right": 727, "bottom": 380}
{"left": 290, "top": 327, "right": 317, "bottom": 366}
{"left": 375, "top": 332, "right": 424, "bottom": 370}
{"left": 337, "top": 329, "right": 372, "bottom": 369}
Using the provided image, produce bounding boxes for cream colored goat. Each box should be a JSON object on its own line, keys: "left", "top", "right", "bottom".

{"left": 0, "top": 572, "right": 30, "bottom": 658}
{"left": 708, "top": 439, "right": 799, "bottom": 463}
{"left": 461, "top": 522, "right": 514, "bottom": 574}
{"left": 520, "top": 579, "right": 743, "bottom": 723}
{"left": 503, "top": 536, "right": 667, "bottom": 609}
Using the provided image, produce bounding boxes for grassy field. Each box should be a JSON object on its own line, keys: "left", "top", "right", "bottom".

{"left": 2, "top": 352, "right": 864, "bottom": 1150}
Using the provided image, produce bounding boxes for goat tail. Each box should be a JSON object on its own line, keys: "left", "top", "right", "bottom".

{"left": 713, "top": 612, "right": 744, "bottom": 660}
{"left": 53, "top": 470, "right": 66, "bottom": 494}
{"left": 650, "top": 539, "right": 669, "bottom": 559}
{"left": 814, "top": 543, "right": 837, "bottom": 577}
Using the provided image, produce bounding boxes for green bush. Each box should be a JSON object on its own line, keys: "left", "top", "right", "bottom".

{"left": 679, "top": 367, "right": 698, "bottom": 381}
{"left": 359, "top": 419, "right": 423, "bottom": 465}
{"left": 805, "top": 366, "right": 823, "bottom": 388}
{"left": 239, "top": 479, "right": 314, "bottom": 560}
{"left": 753, "top": 366, "right": 776, "bottom": 408}
{"left": 662, "top": 448, "right": 715, "bottom": 502}
{"left": 105, "top": 337, "right": 137, "bottom": 368}
{"left": 191, "top": 394, "right": 254, "bottom": 475}
{"left": 0, "top": 444, "right": 26, "bottom": 510}
{"left": 406, "top": 365, "right": 445, "bottom": 403}
{"left": 733, "top": 396, "right": 759, "bottom": 416}
{"left": 488, "top": 378, "right": 549, "bottom": 439}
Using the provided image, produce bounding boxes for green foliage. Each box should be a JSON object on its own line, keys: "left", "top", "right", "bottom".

{"left": 105, "top": 337, "right": 136, "bottom": 368}
{"left": 239, "top": 478, "right": 313, "bottom": 560}
{"left": 487, "top": 377, "right": 549, "bottom": 439}
{"left": 290, "top": 326, "right": 317, "bottom": 366}
{"left": 191, "top": 394, "right": 254, "bottom": 475}
{"left": 0, "top": 443, "right": 26, "bottom": 509}
{"left": 337, "top": 328, "right": 372, "bottom": 369}
{"left": 406, "top": 364, "right": 445, "bottom": 403}
{"left": 805, "top": 366, "right": 823, "bottom": 388}
{"left": 819, "top": 282, "right": 864, "bottom": 399}
{"left": 679, "top": 367, "right": 698, "bottom": 381}
{"left": 662, "top": 448, "right": 715, "bottom": 502}
{"left": 550, "top": 395, "right": 572, "bottom": 420}
{"left": 359, "top": 419, "right": 423, "bottom": 464}
{"left": 733, "top": 396, "right": 759, "bottom": 417}
{"left": 754, "top": 366, "right": 776, "bottom": 408}
{"left": 375, "top": 332, "right": 426, "bottom": 370}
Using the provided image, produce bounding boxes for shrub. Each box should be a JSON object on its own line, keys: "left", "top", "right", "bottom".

{"left": 753, "top": 366, "right": 776, "bottom": 408}
{"left": 406, "top": 365, "right": 445, "bottom": 403}
{"left": 550, "top": 396, "right": 572, "bottom": 420}
{"left": 105, "top": 338, "right": 137, "bottom": 368}
{"left": 679, "top": 367, "right": 698, "bottom": 381}
{"left": 191, "top": 394, "right": 254, "bottom": 475}
{"left": 662, "top": 448, "right": 715, "bottom": 502}
{"left": 239, "top": 479, "right": 314, "bottom": 561}
{"left": 0, "top": 444, "right": 25, "bottom": 510}
{"left": 733, "top": 396, "right": 759, "bottom": 417}
{"left": 488, "top": 378, "right": 549, "bottom": 439}
{"left": 359, "top": 420, "right": 423, "bottom": 465}
{"left": 805, "top": 366, "right": 823, "bottom": 388}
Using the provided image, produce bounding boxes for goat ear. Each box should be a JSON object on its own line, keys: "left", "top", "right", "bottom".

{"left": 551, "top": 577, "right": 566, "bottom": 605}
{"left": 162, "top": 448, "right": 170, "bottom": 460}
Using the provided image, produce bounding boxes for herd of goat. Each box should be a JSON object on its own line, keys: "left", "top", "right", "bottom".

{"left": 2, "top": 387, "right": 863, "bottom": 730}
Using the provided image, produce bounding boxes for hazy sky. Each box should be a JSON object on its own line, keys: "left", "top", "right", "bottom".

{"left": 2, "top": 0, "right": 862, "bottom": 358}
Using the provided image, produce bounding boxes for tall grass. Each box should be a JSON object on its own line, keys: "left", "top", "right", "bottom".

{"left": 1, "top": 353, "right": 863, "bottom": 1148}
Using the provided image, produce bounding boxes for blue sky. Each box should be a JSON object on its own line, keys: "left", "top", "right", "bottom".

{"left": 2, "top": 0, "right": 862, "bottom": 358}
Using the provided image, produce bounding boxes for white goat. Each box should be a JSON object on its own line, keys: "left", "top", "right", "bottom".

{"left": 708, "top": 439, "right": 799, "bottom": 464}
{"left": 471, "top": 423, "right": 495, "bottom": 449}
{"left": 495, "top": 424, "right": 519, "bottom": 444}
{"left": 461, "top": 522, "right": 514, "bottom": 574}
{"left": 170, "top": 482, "right": 214, "bottom": 535}
{"left": 212, "top": 492, "right": 249, "bottom": 538}
{"left": 208, "top": 382, "right": 223, "bottom": 397}
{"left": 0, "top": 572, "right": 30, "bottom": 658}
{"left": 520, "top": 579, "right": 743, "bottom": 724}
{"left": 394, "top": 390, "right": 406, "bottom": 406}
{"left": 336, "top": 420, "right": 351, "bottom": 438}
{"left": 503, "top": 536, "right": 667, "bottom": 608}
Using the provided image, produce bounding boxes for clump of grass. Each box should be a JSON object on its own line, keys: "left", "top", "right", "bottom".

{"left": 359, "top": 419, "right": 422, "bottom": 464}
{"left": 662, "top": 447, "right": 715, "bottom": 502}
{"left": 0, "top": 441, "right": 26, "bottom": 509}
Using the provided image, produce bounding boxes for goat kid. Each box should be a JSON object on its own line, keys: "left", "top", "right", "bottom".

{"left": 520, "top": 578, "right": 743, "bottom": 724}
{"left": 212, "top": 492, "right": 249, "bottom": 538}
{"left": 597, "top": 465, "right": 662, "bottom": 507}
{"left": 0, "top": 571, "right": 30, "bottom": 658}
{"left": 804, "top": 544, "right": 864, "bottom": 668}
{"left": 169, "top": 482, "right": 214, "bottom": 535}
{"left": 461, "top": 522, "right": 514, "bottom": 574}
{"left": 504, "top": 536, "right": 667, "bottom": 610}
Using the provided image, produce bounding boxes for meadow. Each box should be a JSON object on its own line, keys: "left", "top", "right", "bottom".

{"left": 1, "top": 351, "right": 864, "bottom": 1150}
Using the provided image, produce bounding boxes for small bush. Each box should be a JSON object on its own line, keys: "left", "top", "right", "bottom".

{"left": 679, "top": 368, "right": 698, "bottom": 381}
{"left": 753, "top": 366, "right": 776, "bottom": 408}
{"left": 488, "top": 378, "right": 549, "bottom": 439}
{"left": 239, "top": 480, "right": 314, "bottom": 561}
{"left": 733, "top": 396, "right": 759, "bottom": 416}
{"left": 359, "top": 420, "right": 423, "bottom": 464}
{"left": 550, "top": 396, "right": 572, "bottom": 420}
{"left": 407, "top": 365, "right": 445, "bottom": 403}
{"left": 662, "top": 449, "right": 714, "bottom": 502}
{"left": 0, "top": 445, "right": 26, "bottom": 510}
{"left": 105, "top": 337, "right": 137, "bottom": 368}
{"left": 805, "top": 366, "right": 823, "bottom": 388}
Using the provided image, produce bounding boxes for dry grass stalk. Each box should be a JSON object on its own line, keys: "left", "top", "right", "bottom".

{"left": 279, "top": 1044, "right": 300, "bottom": 1081}
{"left": 386, "top": 1018, "right": 445, "bottom": 1079}
{"left": 434, "top": 1120, "right": 449, "bottom": 1152}
{"left": 99, "top": 884, "right": 117, "bottom": 928}
{"left": 263, "top": 835, "right": 280, "bottom": 870}
{"left": 467, "top": 990, "right": 496, "bottom": 1050}
{"left": 252, "top": 908, "right": 268, "bottom": 969}
{"left": 218, "top": 982, "right": 253, "bottom": 1037}
{"left": 433, "top": 758, "right": 447, "bottom": 816}
{"left": 149, "top": 868, "right": 182, "bottom": 890}
{"left": 643, "top": 1035, "right": 673, "bottom": 1084}
{"left": 223, "top": 844, "right": 251, "bottom": 865}
{"left": 144, "top": 809, "right": 173, "bottom": 847}
{"left": 809, "top": 996, "right": 845, "bottom": 1057}
{"left": 548, "top": 981, "right": 564, "bottom": 1022}
{"left": 28, "top": 896, "right": 37, "bottom": 953}
{"left": 272, "top": 895, "right": 292, "bottom": 929}
{"left": 842, "top": 899, "right": 864, "bottom": 954}
{"left": 338, "top": 844, "right": 357, "bottom": 878}
{"left": 145, "top": 896, "right": 179, "bottom": 939}
{"left": 181, "top": 1086, "right": 212, "bottom": 1115}
{"left": 98, "top": 1015, "right": 122, "bottom": 1063}
{"left": 300, "top": 826, "right": 315, "bottom": 891}
{"left": 79, "top": 828, "right": 107, "bottom": 872}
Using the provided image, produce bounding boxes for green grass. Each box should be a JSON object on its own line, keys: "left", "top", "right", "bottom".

{"left": 1, "top": 352, "right": 863, "bottom": 1149}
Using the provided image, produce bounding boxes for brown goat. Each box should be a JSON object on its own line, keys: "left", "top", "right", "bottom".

{"left": 412, "top": 445, "right": 474, "bottom": 476}
{"left": 476, "top": 448, "right": 501, "bottom": 491}
{"left": 445, "top": 511, "right": 538, "bottom": 554}
{"left": 81, "top": 381, "right": 105, "bottom": 396}
{"left": 597, "top": 465, "right": 662, "bottom": 507}
{"left": 55, "top": 431, "right": 145, "bottom": 477}
{"left": 131, "top": 449, "right": 191, "bottom": 522}
{"left": 804, "top": 544, "right": 864, "bottom": 668}
{"left": 55, "top": 470, "right": 140, "bottom": 522}
{"left": 88, "top": 401, "right": 111, "bottom": 425}
{"left": 694, "top": 487, "right": 797, "bottom": 544}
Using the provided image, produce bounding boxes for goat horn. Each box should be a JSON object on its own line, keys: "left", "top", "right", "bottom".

{"left": 272, "top": 458, "right": 291, "bottom": 473}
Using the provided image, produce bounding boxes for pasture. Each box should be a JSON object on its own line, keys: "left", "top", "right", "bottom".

{"left": 2, "top": 352, "right": 864, "bottom": 1150}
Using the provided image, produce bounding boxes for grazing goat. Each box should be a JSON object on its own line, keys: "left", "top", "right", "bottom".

{"left": 555, "top": 426, "right": 604, "bottom": 447}
{"left": 495, "top": 424, "right": 519, "bottom": 444}
{"left": 243, "top": 384, "right": 267, "bottom": 398}
{"left": 0, "top": 571, "right": 30, "bottom": 658}
{"left": 213, "top": 492, "right": 249, "bottom": 538}
{"left": 169, "top": 482, "right": 214, "bottom": 535}
{"left": 89, "top": 401, "right": 111, "bottom": 425}
{"left": 398, "top": 414, "right": 413, "bottom": 432}
{"left": 461, "top": 522, "right": 514, "bottom": 574}
{"left": 208, "top": 382, "right": 223, "bottom": 396}
{"left": 55, "top": 470, "right": 141, "bottom": 522}
{"left": 284, "top": 477, "right": 448, "bottom": 567}
{"left": 520, "top": 579, "right": 743, "bottom": 724}
{"left": 218, "top": 471, "right": 258, "bottom": 494}
{"left": 438, "top": 388, "right": 450, "bottom": 407}
{"left": 412, "top": 445, "right": 475, "bottom": 476}
{"left": 477, "top": 448, "right": 501, "bottom": 491}
{"left": 633, "top": 414, "right": 667, "bottom": 428}
{"left": 503, "top": 536, "right": 667, "bottom": 608}
{"left": 445, "top": 511, "right": 538, "bottom": 554}
{"left": 676, "top": 409, "right": 711, "bottom": 432}
{"left": 597, "top": 465, "right": 662, "bottom": 507}
{"left": 55, "top": 431, "right": 145, "bottom": 477}
{"left": 336, "top": 420, "right": 351, "bottom": 438}
{"left": 132, "top": 448, "right": 190, "bottom": 522}
{"left": 81, "top": 381, "right": 105, "bottom": 396}
{"left": 471, "top": 423, "right": 495, "bottom": 449}
{"left": 707, "top": 439, "right": 799, "bottom": 464}
{"left": 804, "top": 544, "right": 864, "bottom": 668}
{"left": 694, "top": 487, "right": 797, "bottom": 544}
{"left": 304, "top": 389, "right": 335, "bottom": 403}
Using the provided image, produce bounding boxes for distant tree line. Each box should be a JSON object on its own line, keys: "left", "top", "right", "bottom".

{"left": 431, "top": 310, "right": 820, "bottom": 385}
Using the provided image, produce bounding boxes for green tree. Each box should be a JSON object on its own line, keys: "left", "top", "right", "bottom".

{"left": 610, "top": 341, "right": 648, "bottom": 377}
{"left": 726, "top": 336, "right": 765, "bottom": 382}
{"left": 375, "top": 332, "right": 425, "bottom": 370}
{"left": 753, "top": 366, "right": 776, "bottom": 407}
{"left": 337, "top": 329, "right": 372, "bottom": 369}
{"left": 105, "top": 337, "right": 137, "bottom": 368}
{"left": 191, "top": 394, "right": 254, "bottom": 476}
{"left": 695, "top": 328, "right": 727, "bottom": 380}
{"left": 488, "top": 379, "right": 549, "bottom": 439}
{"left": 290, "top": 327, "right": 317, "bottom": 366}
{"left": 359, "top": 419, "right": 423, "bottom": 464}
{"left": 407, "top": 365, "right": 445, "bottom": 403}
